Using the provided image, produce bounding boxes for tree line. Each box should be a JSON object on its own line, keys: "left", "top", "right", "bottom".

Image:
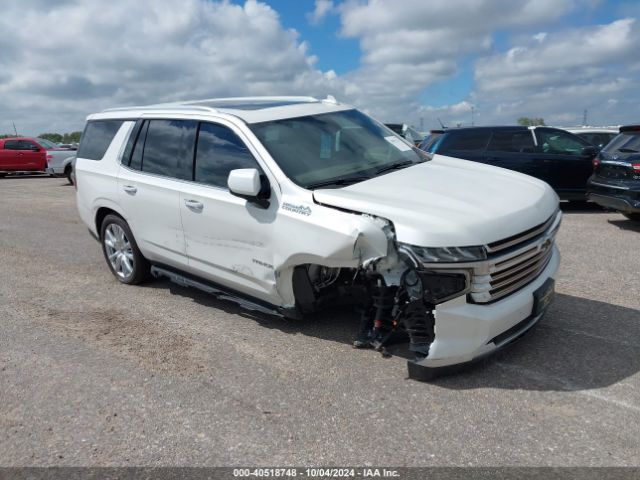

{"left": 0, "top": 131, "right": 82, "bottom": 143}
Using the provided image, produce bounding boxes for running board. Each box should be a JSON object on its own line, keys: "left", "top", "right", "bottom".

{"left": 150, "top": 265, "right": 282, "bottom": 317}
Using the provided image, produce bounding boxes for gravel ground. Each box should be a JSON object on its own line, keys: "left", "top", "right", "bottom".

{"left": 0, "top": 176, "right": 639, "bottom": 467}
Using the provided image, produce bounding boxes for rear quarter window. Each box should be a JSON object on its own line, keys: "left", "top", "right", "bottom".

{"left": 77, "top": 120, "right": 124, "bottom": 160}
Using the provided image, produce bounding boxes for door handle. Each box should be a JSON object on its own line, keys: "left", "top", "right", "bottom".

{"left": 123, "top": 185, "right": 137, "bottom": 194}
{"left": 184, "top": 199, "right": 204, "bottom": 211}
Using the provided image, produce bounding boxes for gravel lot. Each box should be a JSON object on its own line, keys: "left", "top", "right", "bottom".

{"left": 1, "top": 176, "right": 639, "bottom": 467}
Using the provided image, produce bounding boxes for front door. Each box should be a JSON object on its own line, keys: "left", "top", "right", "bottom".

{"left": 533, "top": 128, "right": 594, "bottom": 195}
{"left": 18, "top": 140, "right": 46, "bottom": 170}
{"left": 179, "top": 121, "right": 277, "bottom": 302}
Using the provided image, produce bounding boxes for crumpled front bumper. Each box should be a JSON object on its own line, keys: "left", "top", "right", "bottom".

{"left": 408, "top": 245, "right": 560, "bottom": 380}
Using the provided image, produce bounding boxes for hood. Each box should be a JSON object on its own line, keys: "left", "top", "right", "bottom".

{"left": 313, "top": 155, "right": 558, "bottom": 247}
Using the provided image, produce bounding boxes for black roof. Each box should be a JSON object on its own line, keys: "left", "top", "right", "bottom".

{"left": 429, "top": 125, "right": 559, "bottom": 134}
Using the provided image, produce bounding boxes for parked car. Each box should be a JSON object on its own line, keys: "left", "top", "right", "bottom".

{"left": 560, "top": 126, "right": 619, "bottom": 149}
{"left": 76, "top": 96, "right": 560, "bottom": 380}
{"left": 419, "top": 126, "right": 598, "bottom": 200}
{"left": 0, "top": 136, "right": 76, "bottom": 181}
{"left": 46, "top": 154, "right": 76, "bottom": 184}
{"left": 587, "top": 125, "right": 640, "bottom": 221}
{"left": 57, "top": 143, "right": 78, "bottom": 150}
{"left": 385, "top": 123, "right": 423, "bottom": 146}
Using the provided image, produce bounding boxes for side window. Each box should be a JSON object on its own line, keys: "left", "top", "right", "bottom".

{"left": 441, "top": 130, "right": 491, "bottom": 151}
{"left": 487, "top": 131, "right": 535, "bottom": 153}
{"left": 77, "top": 120, "right": 124, "bottom": 160}
{"left": 194, "top": 122, "right": 260, "bottom": 188}
{"left": 19, "top": 140, "right": 38, "bottom": 150}
{"left": 140, "top": 119, "right": 197, "bottom": 180}
{"left": 128, "top": 121, "right": 148, "bottom": 171}
{"left": 4, "top": 140, "right": 21, "bottom": 150}
{"left": 535, "top": 129, "right": 586, "bottom": 156}
{"left": 121, "top": 120, "right": 144, "bottom": 167}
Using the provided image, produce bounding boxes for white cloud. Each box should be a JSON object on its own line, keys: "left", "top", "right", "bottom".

{"left": 308, "top": 0, "right": 335, "bottom": 25}
{"left": 0, "top": 0, "right": 345, "bottom": 134}
{"left": 334, "top": 0, "right": 585, "bottom": 123}
{"left": 472, "top": 18, "right": 640, "bottom": 125}
{"left": 533, "top": 32, "right": 547, "bottom": 42}
{"left": 1, "top": 0, "right": 639, "bottom": 135}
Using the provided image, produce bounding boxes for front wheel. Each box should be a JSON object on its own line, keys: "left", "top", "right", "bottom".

{"left": 65, "top": 166, "right": 74, "bottom": 185}
{"left": 623, "top": 212, "right": 640, "bottom": 222}
{"left": 100, "top": 214, "right": 150, "bottom": 284}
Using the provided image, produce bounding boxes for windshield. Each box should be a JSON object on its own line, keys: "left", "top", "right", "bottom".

{"left": 36, "top": 138, "right": 59, "bottom": 149}
{"left": 250, "top": 109, "right": 429, "bottom": 189}
{"left": 419, "top": 132, "right": 444, "bottom": 153}
{"left": 602, "top": 132, "right": 640, "bottom": 155}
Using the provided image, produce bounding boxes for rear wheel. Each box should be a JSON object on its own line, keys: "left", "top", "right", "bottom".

{"left": 100, "top": 214, "right": 149, "bottom": 284}
{"left": 623, "top": 213, "right": 640, "bottom": 222}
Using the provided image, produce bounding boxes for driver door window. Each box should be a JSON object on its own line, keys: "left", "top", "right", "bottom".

{"left": 194, "top": 122, "right": 261, "bottom": 188}
{"left": 535, "top": 129, "right": 586, "bottom": 156}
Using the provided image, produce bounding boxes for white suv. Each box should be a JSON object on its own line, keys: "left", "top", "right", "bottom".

{"left": 75, "top": 96, "right": 561, "bottom": 380}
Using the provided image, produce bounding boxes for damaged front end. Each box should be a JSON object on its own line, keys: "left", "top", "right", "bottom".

{"left": 290, "top": 212, "right": 481, "bottom": 379}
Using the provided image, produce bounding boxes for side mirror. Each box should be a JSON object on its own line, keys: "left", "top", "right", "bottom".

{"left": 227, "top": 168, "right": 270, "bottom": 208}
{"left": 581, "top": 146, "right": 599, "bottom": 157}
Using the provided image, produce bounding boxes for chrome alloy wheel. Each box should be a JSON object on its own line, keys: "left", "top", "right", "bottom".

{"left": 104, "top": 223, "right": 134, "bottom": 279}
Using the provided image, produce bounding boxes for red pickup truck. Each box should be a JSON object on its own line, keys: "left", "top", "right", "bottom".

{"left": 0, "top": 137, "right": 74, "bottom": 177}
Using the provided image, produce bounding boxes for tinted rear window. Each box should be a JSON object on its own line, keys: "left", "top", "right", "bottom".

{"left": 602, "top": 132, "right": 640, "bottom": 154}
{"left": 77, "top": 120, "right": 124, "bottom": 160}
{"left": 487, "top": 130, "right": 535, "bottom": 153}
{"left": 440, "top": 130, "right": 491, "bottom": 151}
{"left": 140, "top": 119, "right": 197, "bottom": 180}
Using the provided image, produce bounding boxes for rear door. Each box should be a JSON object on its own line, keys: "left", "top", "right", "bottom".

{"left": 0, "top": 140, "right": 20, "bottom": 169}
{"left": 483, "top": 129, "right": 549, "bottom": 181}
{"left": 437, "top": 129, "right": 491, "bottom": 162}
{"left": 117, "top": 119, "right": 193, "bottom": 268}
{"left": 533, "top": 128, "right": 594, "bottom": 195}
{"left": 178, "top": 120, "right": 277, "bottom": 301}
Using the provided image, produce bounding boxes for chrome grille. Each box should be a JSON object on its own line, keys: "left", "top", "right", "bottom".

{"left": 470, "top": 211, "right": 560, "bottom": 303}
{"left": 486, "top": 214, "right": 557, "bottom": 254}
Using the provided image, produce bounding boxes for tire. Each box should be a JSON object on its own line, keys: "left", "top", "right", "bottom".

{"left": 623, "top": 213, "right": 640, "bottom": 222}
{"left": 100, "top": 214, "right": 150, "bottom": 284}
{"left": 65, "top": 166, "right": 73, "bottom": 185}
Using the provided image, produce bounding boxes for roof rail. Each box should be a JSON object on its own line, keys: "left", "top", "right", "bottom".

{"left": 102, "top": 96, "right": 322, "bottom": 114}
{"left": 173, "top": 96, "right": 319, "bottom": 106}
{"left": 102, "top": 104, "right": 219, "bottom": 113}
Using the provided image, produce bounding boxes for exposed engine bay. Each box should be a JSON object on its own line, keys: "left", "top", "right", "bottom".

{"left": 291, "top": 215, "right": 468, "bottom": 364}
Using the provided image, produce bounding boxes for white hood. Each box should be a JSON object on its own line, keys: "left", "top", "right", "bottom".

{"left": 313, "top": 155, "right": 559, "bottom": 247}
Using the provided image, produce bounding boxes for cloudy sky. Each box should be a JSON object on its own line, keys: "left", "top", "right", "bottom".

{"left": 1, "top": 0, "right": 639, "bottom": 135}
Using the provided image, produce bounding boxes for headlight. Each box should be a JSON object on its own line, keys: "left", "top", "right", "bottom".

{"left": 400, "top": 244, "right": 486, "bottom": 263}
{"left": 402, "top": 269, "right": 469, "bottom": 304}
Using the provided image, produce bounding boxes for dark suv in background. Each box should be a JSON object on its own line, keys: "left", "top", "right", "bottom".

{"left": 419, "top": 126, "right": 598, "bottom": 200}
{"left": 587, "top": 125, "right": 640, "bottom": 221}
